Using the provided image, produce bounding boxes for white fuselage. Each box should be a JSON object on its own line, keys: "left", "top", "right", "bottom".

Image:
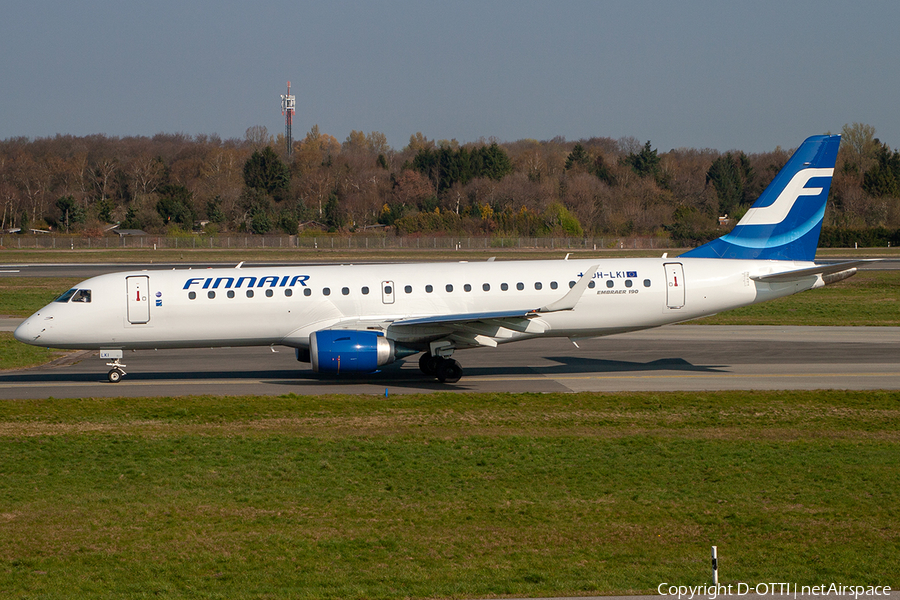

{"left": 14, "top": 257, "right": 822, "bottom": 352}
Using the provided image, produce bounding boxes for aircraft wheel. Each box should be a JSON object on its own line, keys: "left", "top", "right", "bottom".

{"left": 435, "top": 358, "right": 463, "bottom": 384}
{"left": 419, "top": 353, "right": 438, "bottom": 375}
{"left": 108, "top": 368, "right": 124, "bottom": 383}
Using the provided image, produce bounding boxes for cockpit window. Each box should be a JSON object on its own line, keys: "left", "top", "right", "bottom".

{"left": 54, "top": 289, "right": 78, "bottom": 303}
{"left": 72, "top": 289, "right": 91, "bottom": 303}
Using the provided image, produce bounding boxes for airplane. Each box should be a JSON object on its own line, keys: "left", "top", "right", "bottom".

{"left": 15, "top": 134, "right": 865, "bottom": 384}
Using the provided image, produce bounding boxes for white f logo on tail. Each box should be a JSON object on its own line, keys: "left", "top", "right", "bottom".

{"left": 738, "top": 168, "right": 834, "bottom": 226}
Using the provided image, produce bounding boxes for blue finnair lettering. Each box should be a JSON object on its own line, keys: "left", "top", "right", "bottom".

{"left": 183, "top": 274, "right": 310, "bottom": 290}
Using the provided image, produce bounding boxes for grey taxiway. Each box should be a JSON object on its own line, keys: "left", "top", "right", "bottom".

{"left": 2, "top": 321, "right": 898, "bottom": 399}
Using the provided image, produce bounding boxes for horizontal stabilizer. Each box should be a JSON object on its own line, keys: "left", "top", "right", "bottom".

{"left": 750, "top": 260, "right": 872, "bottom": 282}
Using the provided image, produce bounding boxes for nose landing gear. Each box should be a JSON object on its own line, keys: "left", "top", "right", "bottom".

{"left": 107, "top": 365, "right": 125, "bottom": 383}
{"left": 100, "top": 349, "right": 126, "bottom": 383}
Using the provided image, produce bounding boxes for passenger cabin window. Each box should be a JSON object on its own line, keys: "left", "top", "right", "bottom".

{"left": 285, "top": 288, "right": 293, "bottom": 297}
{"left": 246, "top": 290, "right": 254, "bottom": 298}
{"left": 501, "top": 283, "right": 508, "bottom": 291}
{"left": 228, "top": 290, "right": 235, "bottom": 298}
{"left": 323, "top": 288, "right": 331, "bottom": 296}
{"left": 404, "top": 285, "right": 412, "bottom": 294}
{"left": 606, "top": 280, "right": 614, "bottom": 288}
{"left": 72, "top": 289, "right": 91, "bottom": 303}
{"left": 464, "top": 284, "right": 472, "bottom": 292}
{"left": 54, "top": 289, "right": 78, "bottom": 303}
{"left": 625, "top": 280, "right": 633, "bottom": 288}
{"left": 266, "top": 289, "right": 274, "bottom": 297}
{"left": 445, "top": 284, "right": 453, "bottom": 292}
{"left": 362, "top": 286, "right": 369, "bottom": 295}
{"left": 483, "top": 283, "right": 490, "bottom": 291}
{"left": 643, "top": 279, "right": 651, "bottom": 287}
{"left": 534, "top": 282, "right": 542, "bottom": 290}
{"left": 550, "top": 281, "right": 558, "bottom": 290}
{"left": 569, "top": 281, "right": 576, "bottom": 288}
{"left": 188, "top": 291, "right": 197, "bottom": 300}
{"left": 516, "top": 282, "right": 524, "bottom": 291}
{"left": 425, "top": 285, "right": 433, "bottom": 293}
{"left": 588, "top": 281, "right": 595, "bottom": 288}
{"left": 304, "top": 288, "right": 312, "bottom": 297}
{"left": 342, "top": 287, "right": 350, "bottom": 295}
{"left": 208, "top": 291, "right": 216, "bottom": 299}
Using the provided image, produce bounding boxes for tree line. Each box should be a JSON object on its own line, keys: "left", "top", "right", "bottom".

{"left": 2, "top": 122, "right": 898, "bottom": 245}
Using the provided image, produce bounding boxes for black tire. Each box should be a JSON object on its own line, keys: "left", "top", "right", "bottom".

{"left": 435, "top": 358, "right": 463, "bottom": 384}
{"left": 108, "top": 368, "right": 123, "bottom": 383}
{"left": 419, "top": 353, "right": 438, "bottom": 375}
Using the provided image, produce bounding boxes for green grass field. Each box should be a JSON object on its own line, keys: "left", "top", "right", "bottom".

{"left": 0, "top": 392, "right": 897, "bottom": 599}
{"left": 0, "top": 332, "right": 67, "bottom": 371}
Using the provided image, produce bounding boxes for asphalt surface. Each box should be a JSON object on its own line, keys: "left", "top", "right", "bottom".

{"left": 2, "top": 324, "right": 898, "bottom": 399}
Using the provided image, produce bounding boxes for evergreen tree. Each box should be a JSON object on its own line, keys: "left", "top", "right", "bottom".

{"left": 205, "top": 198, "right": 226, "bottom": 223}
{"left": 706, "top": 152, "right": 754, "bottom": 217}
{"left": 243, "top": 146, "right": 290, "bottom": 197}
{"left": 863, "top": 143, "right": 900, "bottom": 197}
{"left": 156, "top": 184, "right": 196, "bottom": 226}
{"left": 323, "top": 192, "right": 345, "bottom": 231}
{"left": 564, "top": 144, "right": 591, "bottom": 171}
{"left": 478, "top": 143, "right": 513, "bottom": 181}
{"left": 55, "top": 196, "right": 86, "bottom": 231}
{"left": 623, "top": 141, "right": 661, "bottom": 179}
{"left": 592, "top": 154, "right": 615, "bottom": 185}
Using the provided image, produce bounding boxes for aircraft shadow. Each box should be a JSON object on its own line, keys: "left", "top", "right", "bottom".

{"left": 0, "top": 356, "right": 725, "bottom": 387}
{"left": 463, "top": 356, "right": 727, "bottom": 376}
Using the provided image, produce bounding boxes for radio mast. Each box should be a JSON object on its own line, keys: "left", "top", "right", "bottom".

{"left": 281, "top": 81, "right": 296, "bottom": 157}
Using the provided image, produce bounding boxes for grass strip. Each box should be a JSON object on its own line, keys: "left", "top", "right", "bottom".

{"left": 0, "top": 391, "right": 897, "bottom": 599}
{"left": 0, "top": 332, "right": 70, "bottom": 371}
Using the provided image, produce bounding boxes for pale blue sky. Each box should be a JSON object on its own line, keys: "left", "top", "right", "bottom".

{"left": 2, "top": 1, "right": 898, "bottom": 153}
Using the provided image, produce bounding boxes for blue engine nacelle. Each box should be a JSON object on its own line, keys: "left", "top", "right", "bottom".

{"left": 310, "top": 330, "right": 413, "bottom": 374}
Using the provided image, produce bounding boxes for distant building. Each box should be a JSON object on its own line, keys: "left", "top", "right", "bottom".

{"left": 113, "top": 228, "right": 148, "bottom": 237}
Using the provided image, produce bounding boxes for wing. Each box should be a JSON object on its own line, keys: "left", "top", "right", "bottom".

{"left": 329, "top": 265, "right": 600, "bottom": 350}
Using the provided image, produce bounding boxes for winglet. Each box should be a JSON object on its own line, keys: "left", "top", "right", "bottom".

{"left": 537, "top": 264, "right": 598, "bottom": 313}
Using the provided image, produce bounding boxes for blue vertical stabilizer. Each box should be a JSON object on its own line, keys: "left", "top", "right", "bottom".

{"left": 681, "top": 135, "right": 840, "bottom": 261}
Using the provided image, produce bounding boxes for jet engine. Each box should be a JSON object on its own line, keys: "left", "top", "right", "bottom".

{"left": 309, "top": 330, "right": 416, "bottom": 374}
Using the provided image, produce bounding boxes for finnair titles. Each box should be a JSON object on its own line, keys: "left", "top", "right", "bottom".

{"left": 16, "top": 135, "right": 865, "bottom": 384}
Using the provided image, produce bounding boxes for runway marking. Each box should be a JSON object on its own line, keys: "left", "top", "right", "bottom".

{"left": 0, "top": 270, "right": 21, "bottom": 273}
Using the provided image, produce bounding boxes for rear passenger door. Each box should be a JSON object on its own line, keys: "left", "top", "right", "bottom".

{"left": 664, "top": 263, "right": 684, "bottom": 309}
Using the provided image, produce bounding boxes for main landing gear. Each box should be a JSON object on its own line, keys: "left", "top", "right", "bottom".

{"left": 419, "top": 352, "right": 463, "bottom": 384}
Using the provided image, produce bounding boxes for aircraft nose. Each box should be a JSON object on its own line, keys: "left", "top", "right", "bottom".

{"left": 14, "top": 315, "right": 49, "bottom": 344}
